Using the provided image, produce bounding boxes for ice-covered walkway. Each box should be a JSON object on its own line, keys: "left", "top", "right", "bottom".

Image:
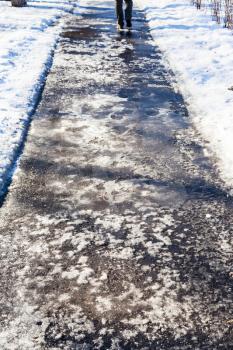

{"left": 0, "top": 0, "right": 232, "bottom": 349}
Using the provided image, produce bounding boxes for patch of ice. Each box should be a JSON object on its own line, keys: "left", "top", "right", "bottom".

{"left": 136, "top": 0, "right": 233, "bottom": 187}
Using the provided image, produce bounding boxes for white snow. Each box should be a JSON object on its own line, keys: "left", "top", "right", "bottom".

{"left": 1, "top": 0, "right": 232, "bottom": 197}
{"left": 0, "top": 0, "right": 74, "bottom": 195}
{"left": 136, "top": 0, "right": 233, "bottom": 187}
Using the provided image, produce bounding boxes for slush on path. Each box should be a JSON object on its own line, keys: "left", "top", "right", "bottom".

{"left": 0, "top": 0, "right": 232, "bottom": 349}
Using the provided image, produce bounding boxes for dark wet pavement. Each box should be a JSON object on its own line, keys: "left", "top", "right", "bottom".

{"left": 0, "top": 0, "right": 232, "bottom": 349}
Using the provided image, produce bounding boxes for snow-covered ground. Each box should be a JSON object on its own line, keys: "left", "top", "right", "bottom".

{"left": 137, "top": 0, "right": 233, "bottom": 188}
{"left": 1, "top": 0, "right": 233, "bottom": 197}
{"left": 0, "top": 0, "right": 74, "bottom": 196}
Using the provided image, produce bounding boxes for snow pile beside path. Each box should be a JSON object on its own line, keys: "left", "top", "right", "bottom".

{"left": 0, "top": 0, "right": 74, "bottom": 196}
{"left": 136, "top": 0, "right": 233, "bottom": 187}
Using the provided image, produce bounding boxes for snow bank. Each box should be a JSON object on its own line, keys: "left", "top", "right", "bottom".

{"left": 0, "top": 0, "right": 74, "bottom": 196}
{"left": 136, "top": 0, "right": 233, "bottom": 187}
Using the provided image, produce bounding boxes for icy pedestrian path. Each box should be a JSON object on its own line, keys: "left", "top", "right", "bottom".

{"left": 0, "top": 0, "right": 232, "bottom": 349}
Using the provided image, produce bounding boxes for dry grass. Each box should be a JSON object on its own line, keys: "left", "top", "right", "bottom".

{"left": 192, "top": 0, "right": 233, "bottom": 28}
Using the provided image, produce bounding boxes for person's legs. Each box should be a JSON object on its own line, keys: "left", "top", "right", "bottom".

{"left": 115, "top": 0, "right": 124, "bottom": 28}
{"left": 124, "top": 0, "right": 133, "bottom": 27}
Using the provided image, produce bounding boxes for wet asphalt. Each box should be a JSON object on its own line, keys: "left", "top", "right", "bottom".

{"left": 0, "top": 1, "right": 232, "bottom": 349}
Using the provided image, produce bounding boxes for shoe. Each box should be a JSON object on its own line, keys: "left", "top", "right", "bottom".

{"left": 126, "top": 20, "right": 132, "bottom": 29}
{"left": 117, "top": 22, "right": 124, "bottom": 31}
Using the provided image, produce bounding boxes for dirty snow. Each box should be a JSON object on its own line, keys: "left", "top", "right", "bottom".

{"left": 137, "top": 0, "right": 233, "bottom": 187}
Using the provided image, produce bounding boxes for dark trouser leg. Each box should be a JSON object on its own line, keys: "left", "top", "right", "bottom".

{"left": 116, "top": 0, "right": 124, "bottom": 26}
{"left": 125, "top": 0, "right": 133, "bottom": 22}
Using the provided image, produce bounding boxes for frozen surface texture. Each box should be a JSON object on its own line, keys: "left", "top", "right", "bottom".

{"left": 0, "top": 0, "right": 232, "bottom": 349}
{"left": 137, "top": 0, "right": 233, "bottom": 187}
